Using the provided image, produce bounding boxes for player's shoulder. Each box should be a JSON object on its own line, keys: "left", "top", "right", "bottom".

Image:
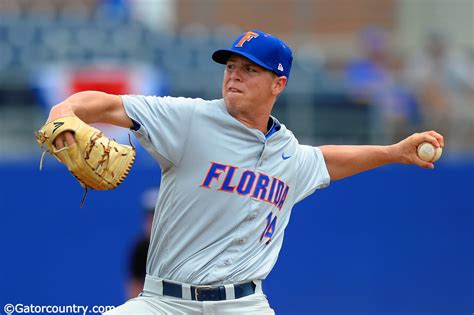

{"left": 192, "top": 97, "right": 225, "bottom": 107}
{"left": 192, "top": 98, "right": 227, "bottom": 114}
{"left": 272, "top": 121, "right": 318, "bottom": 156}
{"left": 125, "top": 95, "right": 219, "bottom": 106}
{"left": 158, "top": 96, "right": 224, "bottom": 110}
{"left": 272, "top": 118, "right": 297, "bottom": 143}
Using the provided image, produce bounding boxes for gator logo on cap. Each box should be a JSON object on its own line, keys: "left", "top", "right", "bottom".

{"left": 235, "top": 31, "right": 259, "bottom": 47}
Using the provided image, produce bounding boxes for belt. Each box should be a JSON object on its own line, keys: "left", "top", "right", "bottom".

{"left": 162, "top": 280, "right": 256, "bottom": 301}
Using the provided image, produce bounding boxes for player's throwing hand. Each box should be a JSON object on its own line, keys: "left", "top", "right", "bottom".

{"left": 393, "top": 130, "right": 444, "bottom": 168}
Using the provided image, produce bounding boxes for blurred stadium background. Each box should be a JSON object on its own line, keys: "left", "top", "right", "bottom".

{"left": 0, "top": 0, "right": 472, "bottom": 314}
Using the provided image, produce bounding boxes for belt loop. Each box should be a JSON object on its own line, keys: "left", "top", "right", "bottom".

{"left": 144, "top": 275, "right": 164, "bottom": 295}
{"left": 253, "top": 280, "right": 262, "bottom": 294}
{"left": 157, "top": 279, "right": 164, "bottom": 295}
{"left": 182, "top": 283, "right": 192, "bottom": 300}
{"left": 224, "top": 284, "right": 235, "bottom": 299}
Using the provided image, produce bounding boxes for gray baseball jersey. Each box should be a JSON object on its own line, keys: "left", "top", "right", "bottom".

{"left": 121, "top": 95, "right": 330, "bottom": 285}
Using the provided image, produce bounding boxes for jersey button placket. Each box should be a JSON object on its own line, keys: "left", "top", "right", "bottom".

{"left": 257, "top": 142, "right": 266, "bottom": 168}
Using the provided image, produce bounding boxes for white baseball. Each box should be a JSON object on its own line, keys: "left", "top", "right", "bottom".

{"left": 417, "top": 142, "right": 442, "bottom": 162}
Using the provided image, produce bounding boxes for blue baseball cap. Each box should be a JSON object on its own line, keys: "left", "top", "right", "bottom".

{"left": 212, "top": 29, "right": 293, "bottom": 79}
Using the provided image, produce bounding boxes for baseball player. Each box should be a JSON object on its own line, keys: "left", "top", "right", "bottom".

{"left": 42, "top": 30, "right": 444, "bottom": 314}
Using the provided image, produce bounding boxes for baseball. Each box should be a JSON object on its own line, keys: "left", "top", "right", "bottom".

{"left": 417, "top": 142, "right": 442, "bottom": 162}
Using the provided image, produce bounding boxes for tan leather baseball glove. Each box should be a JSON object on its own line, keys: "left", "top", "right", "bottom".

{"left": 35, "top": 116, "right": 136, "bottom": 207}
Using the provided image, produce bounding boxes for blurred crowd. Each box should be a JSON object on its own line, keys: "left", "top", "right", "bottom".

{"left": 0, "top": 0, "right": 473, "bottom": 154}
{"left": 344, "top": 27, "right": 474, "bottom": 152}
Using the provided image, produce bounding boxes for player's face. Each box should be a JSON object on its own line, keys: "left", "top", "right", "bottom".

{"left": 222, "top": 55, "right": 285, "bottom": 113}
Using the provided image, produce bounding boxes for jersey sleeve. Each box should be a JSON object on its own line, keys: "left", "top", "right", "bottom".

{"left": 294, "top": 145, "right": 331, "bottom": 203}
{"left": 121, "top": 95, "right": 196, "bottom": 168}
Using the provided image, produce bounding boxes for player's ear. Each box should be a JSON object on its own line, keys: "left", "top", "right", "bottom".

{"left": 272, "top": 76, "right": 287, "bottom": 96}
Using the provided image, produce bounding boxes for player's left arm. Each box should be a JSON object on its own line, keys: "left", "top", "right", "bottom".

{"left": 319, "top": 131, "right": 444, "bottom": 181}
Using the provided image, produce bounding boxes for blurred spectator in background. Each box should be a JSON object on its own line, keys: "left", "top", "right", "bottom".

{"left": 127, "top": 186, "right": 159, "bottom": 299}
{"left": 344, "top": 26, "right": 420, "bottom": 143}
{"left": 406, "top": 31, "right": 474, "bottom": 153}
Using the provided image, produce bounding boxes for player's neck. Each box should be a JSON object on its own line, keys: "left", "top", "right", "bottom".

{"left": 229, "top": 109, "right": 271, "bottom": 134}
{"left": 239, "top": 117, "right": 268, "bottom": 134}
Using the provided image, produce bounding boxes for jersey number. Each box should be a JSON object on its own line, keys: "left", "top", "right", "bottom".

{"left": 260, "top": 212, "right": 277, "bottom": 245}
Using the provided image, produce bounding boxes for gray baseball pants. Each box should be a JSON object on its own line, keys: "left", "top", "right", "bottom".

{"left": 103, "top": 276, "right": 275, "bottom": 315}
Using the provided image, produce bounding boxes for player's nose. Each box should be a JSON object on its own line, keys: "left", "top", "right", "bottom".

{"left": 229, "top": 67, "right": 243, "bottom": 81}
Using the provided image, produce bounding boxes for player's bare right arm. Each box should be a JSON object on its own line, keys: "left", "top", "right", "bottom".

{"left": 319, "top": 131, "right": 444, "bottom": 181}
{"left": 48, "top": 91, "right": 133, "bottom": 128}
{"left": 47, "top": 91, "right": 133, "bottom": 148}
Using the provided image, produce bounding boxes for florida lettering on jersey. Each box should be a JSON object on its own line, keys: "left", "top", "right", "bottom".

{"left": 200, "top": 162, "right": 290, "bottom": 210}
